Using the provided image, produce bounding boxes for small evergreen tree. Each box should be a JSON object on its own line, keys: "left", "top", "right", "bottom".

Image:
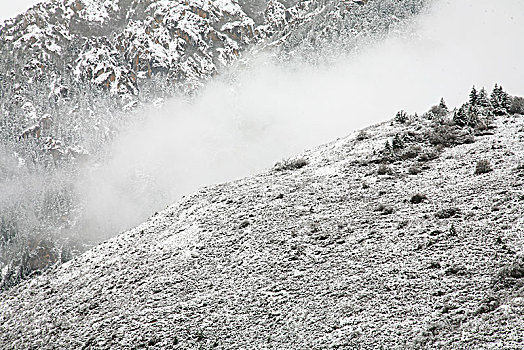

{"left": 395, "top": 110, "right": 408, "bottom": 124}
{"left": 0, "top": 264, "right": 19, "bottom": 290}
{"left": 384, "top": 140, "right": 393, "bottom": 154}
{"left": 501, "top": 89, "right": 511, "bottom": 112}
{"left": 453, "top": 104, "right": 468, "bottom": 127}
{"left": 466, "top": 104, "right": 480, "bottom": 127}
{"left": 392, "top": 134, "right": 404, "bottom": 150}
{"left": 469, "top": 86, "right": 478, "bottom": 106}
{"left": 60, "top": 245, "right": 73, "bottom": 263}
{"left": 491, "top": 84, "right": 510, "bottom": 116}
{"left": 490, "top": 84, "right": 499, "bottom": 103}
{"left": 477, "top": 87, "right": 490, "bottom": 108}
{"left": 439, "top": 98, "right": 448, "bottom": 112}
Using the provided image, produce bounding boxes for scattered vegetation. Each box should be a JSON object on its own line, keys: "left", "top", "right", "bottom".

{"left": 375, "top": 85, "right": 520, "bottom": 171}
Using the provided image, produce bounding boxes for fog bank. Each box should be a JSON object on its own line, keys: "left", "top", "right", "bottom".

{"left": 80, "top": 0, "right": 524, "bottom": 239}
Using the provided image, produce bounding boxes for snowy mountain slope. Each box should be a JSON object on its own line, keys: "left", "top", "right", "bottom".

{"left": 2, "top": 95, "right": 524, "bottom": 349}
{"left": 0, "top": 0, "right": 430, "bottom": 291}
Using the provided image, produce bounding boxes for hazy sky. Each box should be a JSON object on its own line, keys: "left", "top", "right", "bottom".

{"left": 0, "top": 0, "right": 42, "bottom": 22}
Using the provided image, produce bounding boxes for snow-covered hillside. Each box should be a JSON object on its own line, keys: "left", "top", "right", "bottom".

{"left": 2, "top": 91, "right": 524, "bottom": 348}
{"left": 0, "top": 0, "right": 429, "bottom": 291}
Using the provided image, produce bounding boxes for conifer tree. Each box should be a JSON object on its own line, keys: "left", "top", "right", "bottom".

{"left": 477, "top": 87, "right": 490, "bottom": 108}
{"left": 395, "top": 110, "right": 408, "bottom": 124}
{"left": 491, "top": 84, "right": 510, "bottom": 116}
{"left": 500, "top": 88, "right": 511, "bottom": 112}
{"left": 453, "top": 104, "right": 468, "bottom": 127}
{"left": 439, "top": 98, "right": 448, "bottom": 112}
{"left": 469, "top": 86, "right": 478, "bottom": 106}
{"left": 384, "top": 140, "right": 393, "bottom": 154}
{"left": 392, "top": 134, "right": 404, "bottom": 150}
{"left": 466, "top": 104, "right": 480, "bottom": 127}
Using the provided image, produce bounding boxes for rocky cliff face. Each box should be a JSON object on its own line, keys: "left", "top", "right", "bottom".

{"left": 1, "top": 93, "right": 523, "bottom": 348}
{"left": 0, "top": 0, "right": 258, "bottom": 98}
{"left": 0, "top": 0, "right": 426, "bottom": 104}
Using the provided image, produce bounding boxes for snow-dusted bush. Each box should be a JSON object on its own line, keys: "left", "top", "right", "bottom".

{"left": 435, "top": 207, "right": 460, "bottom": 219}
{"left": 375, "top": 203, "right": 394, "bottom": 215}
{"left": 428, "top": 124, "right": 474, "bottom": 147}
{"left": 408, "top": 165, "right": 422, "bottom": 175}
{"left": 417, "top": 148, "right": 439, "bottom": 162}
{"left": 274, "top": 158, "right": 308, "bottom": 171}
{"left": 377, "top": 163, "right": 393, "bottom": 175}
{"left": 356, "top": 130, "right": 369, "bottom": 141}
{"left": 497, "top": 257, "right": 524, "bottom": 280}
{"left": 428, "top": 105, "right": 448, "bottom": 118}
{"left": 510, "top": 96, "right": 524, "bottom": 115}
{"left": 475, "top": 159, "right": 492, "bottom": 175}
{"left": 410, "top": 193, "right": 427, "bottom": 204}
{"left": 400, "top": 145, "right": 422, "bottom": 160}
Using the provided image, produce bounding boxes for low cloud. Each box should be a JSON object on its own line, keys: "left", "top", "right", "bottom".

{"left": 79, "top": 0, "right": 524, "bottom": 240}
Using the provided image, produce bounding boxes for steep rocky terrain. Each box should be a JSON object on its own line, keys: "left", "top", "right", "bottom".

{"left": 2, "top": 93, "right": 524, "bottom": 349}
